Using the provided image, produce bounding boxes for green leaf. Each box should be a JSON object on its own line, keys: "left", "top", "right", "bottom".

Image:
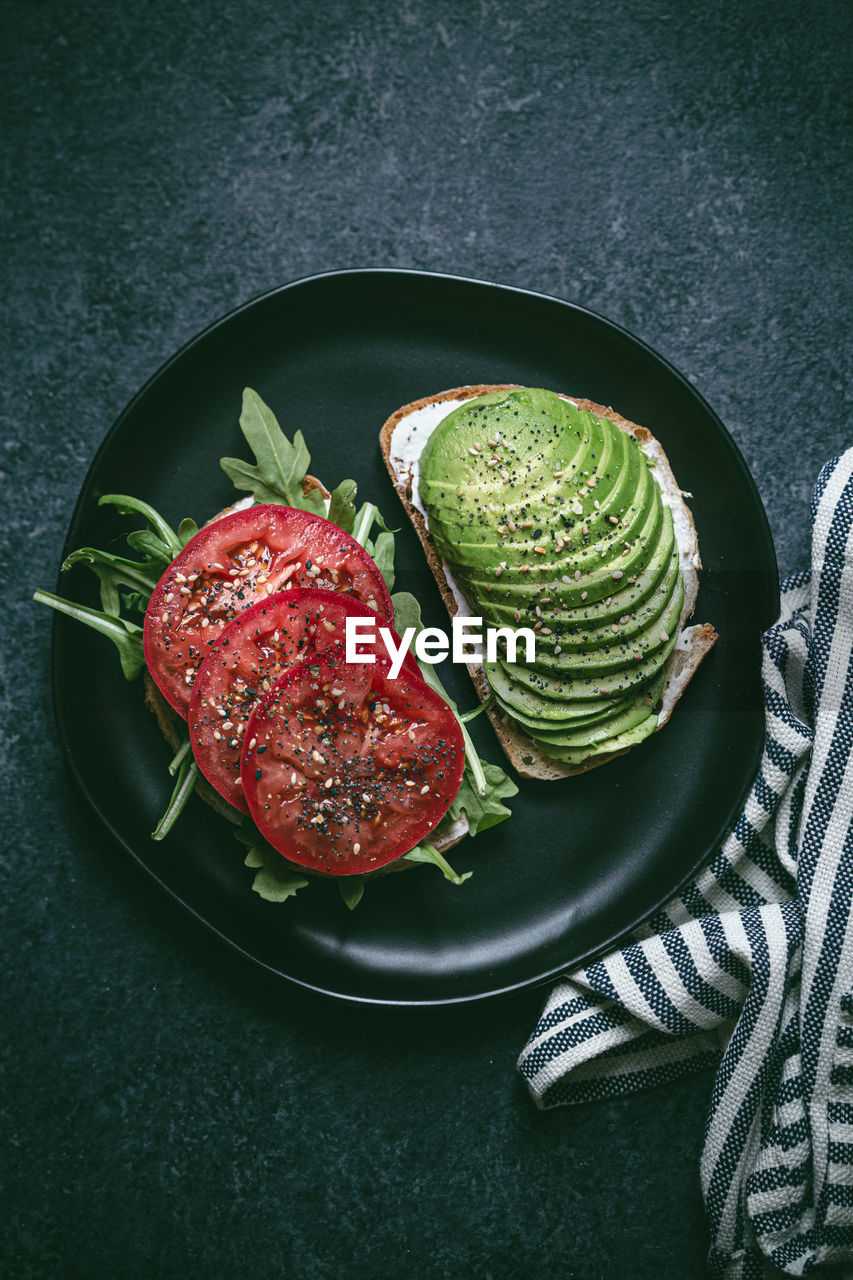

{"left": 403, "top": 843, "right": 473, "bottom": 885}
{"left": 220, "top": 387, "right": 325, "bottom": 511}
{"left": 390, "top": 590, "right": 422, "bottom": 638}
{"left": 34, "top": 589, "right": 146, "bottom": 680}
{"left": 389, "top": 589, "right": 488, "bottom": 796}
{"left": 460, "top": 694, "right": 495, "bottom": 723}
{"left": 177, "top": 517, "right": 199, "bottom": 547}
{"left": 448, "top": 763, "right": 518, "bottom": 836}
{"left": 120, "top": 589, "right": 151, "bottom": 615}
{"left": 234, "top": 820, "right": 309, "bottom": 903}
{"left": 168, "top": 737, "right": 191, "bottom": 777}
{"left": 126, "top": 528, "right": 176, "bottom": 565}
{"left": 327, "top": 478, "right": 358, "bottom": 532}
{"left": 152, "top": 757, "right": 199, "bottom": 840}
{"left": 338, "top": 879, "right": 365, "bottom": 910}
{"left": 367, "top": 529, "right": 396, "bottom": 592}
{"left": 99, "top": 493, "right": 183, "bottom": 559}
{"left": 61, "top": 547, "right": 160, "bottom": 617}
{"left": 241, "top": 847, "right": 308, "bottom": 903}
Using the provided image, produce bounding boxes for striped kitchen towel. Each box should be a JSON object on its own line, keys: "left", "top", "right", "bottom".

{"left": 518, "top": 448, "right": 853, "bottom": 1278}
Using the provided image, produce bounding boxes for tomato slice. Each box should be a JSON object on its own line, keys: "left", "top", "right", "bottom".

{"left": 241, "top": 652, "right": 465, "bottom": 875}
{"left": 143, "top": 504, "right": 393, "bottom": 716}
{"left": 188, "top": 588, "right": 420, "bottom": 813}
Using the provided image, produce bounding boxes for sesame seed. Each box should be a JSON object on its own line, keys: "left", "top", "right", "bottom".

{"left": 353, "top": 842, "right": 361, "bottom": 855}
{"left": 420, "top": 784, "right": 429, "bottom": 795}
{"left": 612, "top": 570, "right": 624, "bottom": 580}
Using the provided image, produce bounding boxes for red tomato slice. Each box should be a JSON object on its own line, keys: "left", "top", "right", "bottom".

{"left": 143, "top": 504, "right": 393, "bottom": 716}
{"left": 241, "top": 652, "right": 465, "bottom": 875}
{"left": 188, "top": 588, "right": 420, "bottom": 813}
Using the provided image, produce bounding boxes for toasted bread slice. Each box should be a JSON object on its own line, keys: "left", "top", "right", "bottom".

{"left": 380, "top": 385, "right": 718, "bottom": 781}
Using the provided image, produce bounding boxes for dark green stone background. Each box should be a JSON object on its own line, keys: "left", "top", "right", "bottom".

{"left": 3, "top": 2, "right": 850, "bottom": 1277}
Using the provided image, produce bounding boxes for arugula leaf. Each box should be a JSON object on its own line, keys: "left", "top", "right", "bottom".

{"left": 389, "top": 590, "right": 421, "bottom": 637}
{"left": 152, "top": 755, "right": 199, "bottom": 840}
{"left": 125, "top": 528, "right": 180, "bottom": 566}
{"left": 390, "top": 590, "right": 517, "bottom": 813}
{"left": 327, "top": 478, "right": 358, "bottom": 533}
{"left": 177, "top": 517, "right": 199, "bottom": 547}
{"left": 120, "top": 589, "right": 152, "bottom": 615}
{"left": 61, "top": 547, "right": 161, "bottom": 617}
{"left": 239, "top": 840, "right": 308, "bottom": 903}
{"left": 234, "top": 822, "right": 309, "bottom": 902}
{"left": 33, "top": 589, "right": 146, "bottom": 680}
{"left": 390, "top": 591, "right": 487, "bottom": 796}
{"left": 99, "top": 493, "right": 185, "bottom": 561}
{"left": 403, "top": 843, "right": 473, "bottom": 885}
{"left": 220, "top": 387, "right": 325, "bottom": 513}
{"left": 448, "top": 763, "right": 517, "bottom": 836}
{"left": 367, "top": 529, "right": 396, "bottom": 592}
{"left": 338, "top": 879, "right": 365, "bottom": 910}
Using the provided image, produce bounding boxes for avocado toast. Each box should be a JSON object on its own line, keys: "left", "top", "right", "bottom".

{"left": 380, "top": 385, "right": 717, "bottom": 781}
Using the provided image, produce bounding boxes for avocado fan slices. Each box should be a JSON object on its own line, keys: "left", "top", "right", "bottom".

{"left": 417, "top": 388, "right": 686, "bottom": 764}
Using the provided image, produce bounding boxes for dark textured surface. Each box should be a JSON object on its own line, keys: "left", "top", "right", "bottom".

{"left": 2, "top": 2, "right": 850, "bottom": 1277}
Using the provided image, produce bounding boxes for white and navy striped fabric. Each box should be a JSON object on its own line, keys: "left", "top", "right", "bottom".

{"left": 518, "top": 449, "right": 853, "bottom": 1278}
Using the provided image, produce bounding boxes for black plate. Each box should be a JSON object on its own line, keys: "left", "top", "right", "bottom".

{"left": 52, "top": 268, "right": 779, "bottom": 1006}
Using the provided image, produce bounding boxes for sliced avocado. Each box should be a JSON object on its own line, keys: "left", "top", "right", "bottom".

{"left": 536, "top": 714, "right": 660, "bottom": 764}
{"left": 417, "top": 388, "right": 685, "bottom": 759}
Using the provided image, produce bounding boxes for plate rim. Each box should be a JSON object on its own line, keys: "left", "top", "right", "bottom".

{"left": 50, "top": 266, "right": 781, "bottom": 1007}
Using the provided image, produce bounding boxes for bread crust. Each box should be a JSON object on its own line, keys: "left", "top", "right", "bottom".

{"left": 379, "top": 385, "right": 718, "bottom": 780}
